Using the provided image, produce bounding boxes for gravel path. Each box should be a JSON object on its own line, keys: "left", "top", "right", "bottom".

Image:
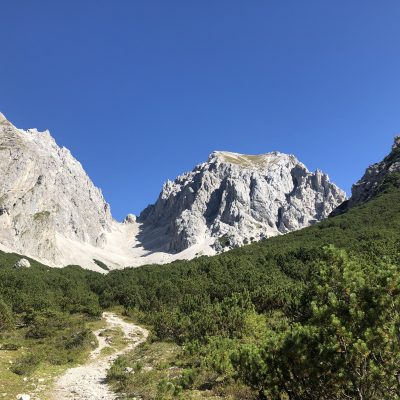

{"left": 52, "top": 312, "right": 148, "bottom": 400}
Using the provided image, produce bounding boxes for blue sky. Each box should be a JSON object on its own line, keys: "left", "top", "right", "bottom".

{"left": 1, "top": 1, "right": 399, "bottom": 220}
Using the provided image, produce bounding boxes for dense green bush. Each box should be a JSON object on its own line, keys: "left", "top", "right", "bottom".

{"left": 0, "top": 260, "right": 103, "bottom": 377}
{"left": 0, "top": 297, "right": 14, "bottom": 331}
{"left": 25, "top": 310, "right": 68, "bottom": 339}
{"left": 234, "top": 247, "right": 400, "bottom": 399}
{"left": 10, "top": 353, "right": 41, "bottom": 376}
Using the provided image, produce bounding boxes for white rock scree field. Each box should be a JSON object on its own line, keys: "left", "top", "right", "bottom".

{"left": 0, "top": 113, "right": 346, "bottom": 271}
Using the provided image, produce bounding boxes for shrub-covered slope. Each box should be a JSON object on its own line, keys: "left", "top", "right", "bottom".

{"left": 103, "top": 179, "right": 400, "bottom": 317}
{"left": 101, "top": 174, "right": 400, "bottom": 399}
{"left": 1, "top": 157, "right": 400, "bottom": 398}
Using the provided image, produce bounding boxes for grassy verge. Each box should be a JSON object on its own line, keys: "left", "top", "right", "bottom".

{"left": 107, "top": 340, "right": 254, "bottom": 400}
{"left": 99, "top": 326, "right": 128, "bottom": 356}
{"left": 0, "top": 314, "right": 103, "bottom": 399}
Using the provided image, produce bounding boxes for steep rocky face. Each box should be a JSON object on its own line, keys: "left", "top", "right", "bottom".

{"left": 333, "top": 136, "right": 400, "bottom": 215}
{"left": 0, "top": 113, "right": 113, "bottom": 265}
{"left": 0, "top": 113, "right": 346, "bottom": 269}
{"left": 139, "top": 151, "right": 346, "bottom": 253}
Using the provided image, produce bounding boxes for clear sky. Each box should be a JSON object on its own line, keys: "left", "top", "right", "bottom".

{"left": 1, "top": 1, "right": 399, "bottom": 220}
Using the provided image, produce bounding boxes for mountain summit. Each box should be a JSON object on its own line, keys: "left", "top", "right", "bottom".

{"left": 138, "top": 150, "right": 346, "bottom": 253}
{"left": 0, "top": 114, "right": 346, "bottom": 270}
{"left": 0, "top": 113, "right": 115, "bottom": 267}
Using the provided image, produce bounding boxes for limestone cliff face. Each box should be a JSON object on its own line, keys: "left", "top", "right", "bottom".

{"left": 139, "top": 151, "right": 346, "bottom": 253}
{"left": 0, "top": 113, "right": 113, "bottom": 265}
{"left": 0, "top": 113, "right": 346, "bottom": 269}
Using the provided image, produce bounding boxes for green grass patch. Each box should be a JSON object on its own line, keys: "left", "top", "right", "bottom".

{"left": 0, "top": 313, "right": 99, "bottom": 398}
{"left": 107, "top": 341, "right": 254, "bottom": 400}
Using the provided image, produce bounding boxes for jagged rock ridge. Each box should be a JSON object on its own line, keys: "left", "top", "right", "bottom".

{"left": 0, "top": 112, "right": 113, "bottom": 266}
{"left": 332, "top": 136, "right": 400, "bottom": 215}
{"left": 0, "top": 113, "right": 346, "bottom": 270}
{"left": 138, "top": 151, "right": 346, "bottom": 253}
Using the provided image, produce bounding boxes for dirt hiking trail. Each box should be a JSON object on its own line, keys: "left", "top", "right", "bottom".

{"left": 52, "top": 312, "right": 148, "bottom": 400}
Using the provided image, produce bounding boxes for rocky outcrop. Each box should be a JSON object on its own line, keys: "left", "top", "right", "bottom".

{"left": 13, "top": 258, "right": 31, "bottom": 268}
{"left": 0, "top": 113, "right": 113, "bottom": 266}
{"left": 332, "top": 136, "right": 400, "bottom": 216}
{"left": 139, "top": 151, "right": 346, "bottom": 253}
{"left": 123, "top": 214, "right": 136, "bottom": 224}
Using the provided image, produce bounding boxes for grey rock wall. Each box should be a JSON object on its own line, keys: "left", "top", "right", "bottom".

{"left": 139, "top": 151, "right": 346, "bottom": 253}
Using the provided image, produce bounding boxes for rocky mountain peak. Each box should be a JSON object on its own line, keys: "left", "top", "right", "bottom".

{"left": 392, "top": 135, "right": 400, "bottom": 149}
{"left": 139, "top": 150, "right": 346, "bottom": 254}
{"left": 0, "top": 113, "right": 114, "bottom": 267}
{"left": 208, "top": 150, "right": 299, "bottom": 171}
{"left": 0, "top": 113, "right": 347, "bottom": 270}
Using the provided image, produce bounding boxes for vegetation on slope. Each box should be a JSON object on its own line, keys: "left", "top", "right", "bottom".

{"left": 0, "top": 259, "right": 104, "bottom": 397}
{"left": 0, "top": 174, "right": 400, "bottom": 398}
{"left": 101, "top": 178, "right": 400, "bottom": 399}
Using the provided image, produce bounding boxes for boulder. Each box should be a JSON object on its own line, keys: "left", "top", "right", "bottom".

{"left": 16, "top": 395, "right": 31, "bottom": 400}
{"left": 123, "top": 214, "right": 136, "bottom": 224}
{"left": 13, "top": 258, "right": 31, "bottom": 269}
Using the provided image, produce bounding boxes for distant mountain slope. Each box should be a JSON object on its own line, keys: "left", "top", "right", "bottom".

{"left": 332, "top": 136, "right": 400, "bottom": 216}
{"left": 139, "top": 150, "right": 346, "bottom": 253}
{"left": 0, "top": 113, "right": 345, "bottom": 269}
{"left": 0, "top": 113, "right": 115, "bottom": 267}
